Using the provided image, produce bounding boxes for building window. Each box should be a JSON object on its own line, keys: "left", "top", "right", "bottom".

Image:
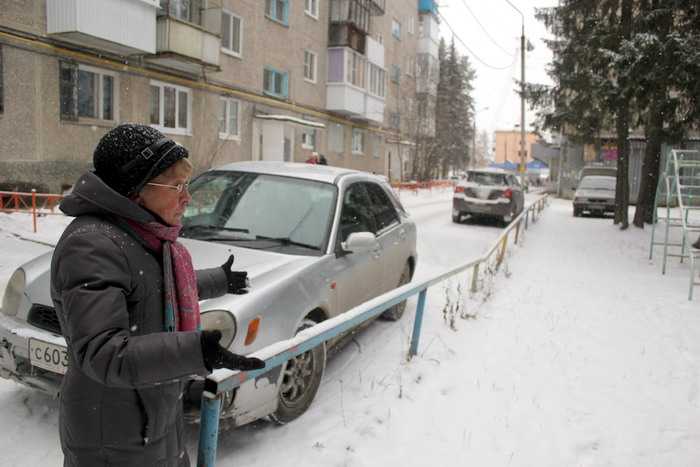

{"left": 390, "top": 112, "right": 400, "bottom": 129}
{"left": 369, "top": 63, "right": 385, "bottom": 97}
{"left": 352, "top": 128, "right": 365, "bottom": 154}
{"left": 0, "top": 45, "right": 4, "bottom": 115}
{"left": 304, "top": 0, "right": 319, "bottom": 18}
{"left": 218, "top": 97, "right": 240, "bottom": 139}
{"left": 221, "top": 10, "right": 242, "bottom": 57}
{"left": 329, "top": 123, "right": 344, "bottom": 153}
{"left": 59, "top": 62, "right": 118, "bottom": 122}
{"left": 392, "top": 19, "right": 401, "bottom": 40}
{"left": 390, "top": 64, "right": 400, "bottom": 83}
{"left": 263, "top": 67, "right": 289, "bottom": 98}
{"left": 405, "top": 57, "right": 414, "bottom": 76}
{"left": 160, "top": 0, "right": 200, "bottom": 23}
{"left": 149, "top": 80, "right": 191, "bottom": 135}
{"left": 301, "top": 128, "right": 316, "bottom": 149}
{"left": 408, "top": 16, "right": 415, "bottom": 35}
{"left": 304, "top": 50, "right": 317, "bottom": 83}
{"left": 376, "top": 32, "right": 383, "bottom": 45}
{"left": 346, "top": 51, "right": 366, "bottom": 88}
{"left": 265, "top": 0, "right": 289, "bottom": 25}
{"left": 371, "top": 134, "right": 381, "bottom": 159}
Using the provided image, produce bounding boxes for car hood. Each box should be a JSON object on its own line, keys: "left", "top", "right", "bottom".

{"left": 20, "top": 240, "right": 318, "bottom": 309}
{"left": 575, "top": 189, "right": 615, "bottom": 200}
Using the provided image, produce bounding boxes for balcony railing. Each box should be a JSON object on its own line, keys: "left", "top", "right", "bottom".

{"left": 147, "top": 13, "right": 221, "bottom": 74}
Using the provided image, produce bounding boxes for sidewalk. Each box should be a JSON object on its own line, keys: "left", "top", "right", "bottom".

{"left": 447, "top": 197, "right": 700, "bottom": 465}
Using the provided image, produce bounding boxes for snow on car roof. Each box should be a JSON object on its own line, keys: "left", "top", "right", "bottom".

{"left": 213, "top": 161, "right": 365, "bottom": 184}
{"left": 468, "top": 168, "right": 506, "bottom": 174}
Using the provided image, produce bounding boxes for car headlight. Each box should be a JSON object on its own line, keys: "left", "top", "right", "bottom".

{"left": 1, "top": 268, "right": 26, "bottom": 317}
{"left": 200, "top": 310, "right": 237, "bottom": 348}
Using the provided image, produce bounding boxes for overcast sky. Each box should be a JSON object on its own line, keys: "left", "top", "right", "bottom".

{"left": 436, "top": 0, "right": 559, "bottom": 142}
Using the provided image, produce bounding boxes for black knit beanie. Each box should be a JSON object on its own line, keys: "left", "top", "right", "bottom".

{"left": 93, "top": 123, "right": 189, "bottom": 197}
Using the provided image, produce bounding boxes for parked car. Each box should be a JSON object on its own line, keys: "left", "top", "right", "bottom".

{"left": 452, "top": 169, "right": 525, "bottom": 225}
{"left": 0, "top": 162, "right": 417, "bottom": 426}
{"left": 573, "top": 175, "right": 616, "bottom": 217}
{"left": 578, "top": 164, "right": 617, "bottom": 183}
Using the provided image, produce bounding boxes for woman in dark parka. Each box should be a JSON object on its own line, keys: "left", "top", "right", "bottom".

{"left": 50, "top": 124, "right": 264, "bottom": 467}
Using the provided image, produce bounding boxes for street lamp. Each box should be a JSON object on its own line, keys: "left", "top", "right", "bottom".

{"left": 505, "top": 0, "right": 527, "bottom": 184}
{"left": 472, "top": 106, "right": 489, "bottom": 168}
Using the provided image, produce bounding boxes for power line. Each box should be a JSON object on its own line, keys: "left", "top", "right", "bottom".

{"left": 438, "top": 11, "right": 517, "bottom": 71}
{"left": 458, "top": 0, "right": 515, "bottom": 57}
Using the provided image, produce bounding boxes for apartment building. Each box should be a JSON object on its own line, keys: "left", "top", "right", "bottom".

{"left": 0, "top": 0, "right": 439, "bottom": 191}
{"left": 493, "top": 130, "right": 538, "bottom": 165}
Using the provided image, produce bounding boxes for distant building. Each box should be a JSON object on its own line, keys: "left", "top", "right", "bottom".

{"left": 493, "top": 130, "right": 538, "bottom": 166}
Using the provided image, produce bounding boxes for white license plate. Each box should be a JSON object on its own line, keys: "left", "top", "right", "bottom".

{"left": 29, "top": 338, "right": 68, "bottom": 375}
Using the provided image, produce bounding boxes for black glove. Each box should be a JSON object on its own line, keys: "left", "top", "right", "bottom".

{"left": 200, "top": 330, "right": 265, "bottom": 372}
{"left": 220, "top": 255, "right": 250, "bottom": 294}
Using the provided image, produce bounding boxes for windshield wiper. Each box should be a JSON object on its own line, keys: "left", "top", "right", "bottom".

{"left": 180, "top": 225, "right": 251, "bottom": 240}
{"left": 237, "top": 235, "right": 320, "bottom": 251}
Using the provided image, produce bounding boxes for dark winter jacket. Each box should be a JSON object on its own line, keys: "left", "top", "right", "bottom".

{"left": 50, "top": 171, "right": 228, "bottom": 467}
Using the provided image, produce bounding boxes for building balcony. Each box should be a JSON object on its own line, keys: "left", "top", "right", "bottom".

{"left": 46, "top": 0, "right": 158, "bottom": 55}
{"left": 326, "top": 47, "right": 384, "bottom": 124}
{"left": 364, "top": 93, "right": 384, "bottom": 124}
{"left": 418, "top": 0, "right": 438, "bottom": 14}
{"left": 146, "top": 13, "right": 221, "bottom": 74}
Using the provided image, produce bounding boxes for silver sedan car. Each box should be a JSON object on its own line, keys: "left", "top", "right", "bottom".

{"left": 0, "top": 162, "right": 417, "bottom": 426}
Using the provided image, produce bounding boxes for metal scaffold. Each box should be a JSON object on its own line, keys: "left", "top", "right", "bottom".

{"left": 649, "top": 149, "right": 700, "bottom": 299}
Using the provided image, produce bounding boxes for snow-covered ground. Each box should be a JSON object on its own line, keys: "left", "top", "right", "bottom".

{"left": 1, "top": 192, "right": 700, "bottom": 466}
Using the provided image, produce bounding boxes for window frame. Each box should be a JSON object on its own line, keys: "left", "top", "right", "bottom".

{"left": 59, "top": 62, "right": 119, "bottom": 123}
{"left": 263, "top": 66, "right": 289, "bottom": 99}
{"left": 304, "top": 50, "right": 317, "bottom": 83}
{"left": 218, "top": 96, "right": 240, "bottom": 140}
{"left": 301, "top": 127, "right": 317, "bottom": 150}
{"left": 265, "top": 0, "right": 289, "bottom": 25}
{"left": 329, "top": 123, "right": 345, "bottom": 153}
{"left": 149, "top": 79, "right": 192, "bottom": 136}
{"left": 391, "top": 18, "right": 401, "bottom": 40}
{"left": 304, "top": 0, "right": 319, "bottom": 19}
{"left": 221, "top": 9, "right": 243, "bottom": 58}
{"left": 390, "top": 64, "right": 401, "bottom": 84}
{"left": 352, "top": 128, "right": 365, "bottom": 154}
{"left": 368, "top": 63, "right": 386, "bottom": 98}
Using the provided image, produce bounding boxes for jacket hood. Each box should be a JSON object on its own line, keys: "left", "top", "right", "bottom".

{"left": 59, "top": 171, "right": 155, "bottom": 223}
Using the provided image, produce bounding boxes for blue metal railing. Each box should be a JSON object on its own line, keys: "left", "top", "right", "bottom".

{"left": 196, "top": 194, "right": 549, "bottom": 466}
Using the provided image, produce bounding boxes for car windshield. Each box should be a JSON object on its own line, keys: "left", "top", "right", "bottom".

{"left": 579, "top": 177, "right": 616, "bottom": 191}
{"left": 181, "top": 171, "right": 337, "bottom": 255}
{"left": 466, "top": 172, "right": 506, "bottom": 186}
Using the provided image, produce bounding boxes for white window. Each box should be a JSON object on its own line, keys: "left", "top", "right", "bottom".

{"left": 221, "top": 10, "right": 242, "bottom": 57}
{"left": 218, "top": 97, "right": 240, "bottom": 139}
{"left": 304, "top": 0, "right": 319, "bottom": 18}
{"left": 405, "top": 57, "right": 414, "bottom": 76}
{"left": 390, "top": 64, "right": 400, "bottom": 83}
{"left": 301, "top": 128, "right": 316, "bottom": 149}
{"left": 369, "top": 63, "right": 385, "bottom": 97}
{"left": 304, "top": 50, "right": 317, "bottom": 83}
{"left": 352, "top": 128, "right": 365, "bottom": 154}
{"left": 149, "top": 80, "right": 191, "bottom": 135}
{"left": 75, "top": 65, "right": 118, "bottom": 121}
{"left": 329, "top": 123, "right": 344, "bottom": 153}
{"left": 392, "top": 19, "right": 401, "bottom": 40}
{"left": 346, "top": 51, "right": 366, "bottom": 88}
{"left": 371, "top": 133, "right": 381, "bottom": 159}
{"left": 408, "top": 16, "right": 415, "bottom": 35}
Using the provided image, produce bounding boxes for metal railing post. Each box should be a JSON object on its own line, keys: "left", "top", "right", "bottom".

{"left": 470, "top": 263, "right": 480, "bottom": 293}
{"left": 408, "top": 289, "right": 428, "bottom": 358}
{"left": 197, "top": 392, "right": 224, "bottom": 467}
{"left": 31, "top": 189, "right": 37, "bottom": 233}
{"left": 514, "top": 220, "right": 521, "bottom": 245}
{"left": 525, "top": 210, "right": 529, "bottom": 230}
{"left": 496, "top": 235, "right": 508, "bottom": 267}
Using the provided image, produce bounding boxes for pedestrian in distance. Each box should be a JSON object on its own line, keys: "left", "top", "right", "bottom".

{"left": 306, "top": 151, "right": 319, "bottom": 164}
{"left": 318, "top": 154, "right": 328, "bottom": 165}
{"left": 50, "top": 123, "right": 265, "bottom": 467}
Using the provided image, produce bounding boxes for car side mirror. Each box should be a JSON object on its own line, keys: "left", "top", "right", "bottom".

{"left": 340, "top": 232, "right": 377, "bottom": 255}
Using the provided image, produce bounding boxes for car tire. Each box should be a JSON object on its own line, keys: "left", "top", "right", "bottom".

{"left": 381, "top": 262, "right": 412, "bottom": 321}
{"left": 502, "top": 207, "right": 516, "bottom": 226}
{"left": 270, "top": 318, "right": 326, "bottom": 425}
{"left": 573, "top": 207, "right": 581, "bottom": 217}
{"left": 452, "top": 212, "right": 462, "bottom": 223}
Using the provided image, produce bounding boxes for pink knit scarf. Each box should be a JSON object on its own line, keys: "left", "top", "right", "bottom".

{"left": 125, "top": 219, "right": 201, "bottom": 332}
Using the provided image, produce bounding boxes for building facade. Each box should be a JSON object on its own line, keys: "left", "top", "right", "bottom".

{"left": 493, "top": 130, "right": 538, "bottom": 166}
{"left": 0, "top": 0, "right": 438, "bottom": 192}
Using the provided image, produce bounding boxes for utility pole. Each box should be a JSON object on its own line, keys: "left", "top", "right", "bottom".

{"left": 506, "top": 0, "right": 527, "bottom": 185}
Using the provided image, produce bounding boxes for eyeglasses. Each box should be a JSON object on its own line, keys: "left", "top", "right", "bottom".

{"left": 146, "top": 181, "right": 190, "bottom": 193}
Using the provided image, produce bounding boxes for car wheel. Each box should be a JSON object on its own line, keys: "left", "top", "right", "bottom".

{"left": 270, "top": 318, "right": 326, "bottom": 424}
{"left": 452, "top": 212, "right": 462, "bottom": 223}
{"left": 573, "top": 207, "right": 581, "bottom": 217}
{"left": 502, "top": 207, "right": 515, "bottom": 226}
{"left": 381, "top": 262, "right": 412, "bottom": 321}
